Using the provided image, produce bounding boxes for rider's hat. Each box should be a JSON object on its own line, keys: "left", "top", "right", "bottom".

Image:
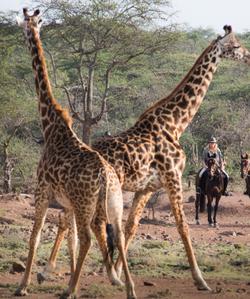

{"left": 208, "top": 136, "right": 217, "bottom": 143}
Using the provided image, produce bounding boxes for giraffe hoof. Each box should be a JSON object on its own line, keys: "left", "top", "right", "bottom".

{"left": 196, "top": 220, "right": 200, "bottom": 225}
{"left": 60, "top": 291, "right": 77, "bottom": 299}
{"left": 14, "top": 288, "right": 28, "bottom": 296}
{"left": 127, "top": 288, "right": 137, "bottom": 299}
{"left": 111, "top": 278, "right": 124, "bottom": 286}
{"left": 195, "top": 280, "right": 212, "bottom": 292}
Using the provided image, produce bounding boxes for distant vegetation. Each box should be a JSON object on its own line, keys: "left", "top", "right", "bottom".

{"left": 0, "top": 0, "right": 250, "bottom": 193}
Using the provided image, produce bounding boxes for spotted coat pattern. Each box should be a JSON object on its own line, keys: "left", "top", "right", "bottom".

{"left": 50, "top": 25, "right": 250, "bottom": 290}
{"left": 15, "top": 8, "right": 136, "bottom": 299}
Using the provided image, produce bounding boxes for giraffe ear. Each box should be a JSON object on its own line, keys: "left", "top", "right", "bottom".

{"left": 23, "top": 8, "right": 28, "bottom": 16}
{"left": 34, "top": 9, "right": 40, "bottom": 16}
{"left": 223, "top": 25, "right": 232, "bottom": 35}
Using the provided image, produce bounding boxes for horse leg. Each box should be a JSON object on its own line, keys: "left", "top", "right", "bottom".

{"left": 195, "top": 190, "right": 200, "bottom": 225}
{"left": 213, "top": 196, "right": 220, "bottom": 227}
{"left": 200, "top": 193, "right": 206, "bottom": 213}
{"left": 207, "top": 196, "right": 213, "bottom": 226}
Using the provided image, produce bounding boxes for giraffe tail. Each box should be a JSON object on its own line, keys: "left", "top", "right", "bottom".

{"left": 100, "top": 166, "right": 117, "bottom": 262}
{"left": 106, "top": 223, "right": 115, "bottom": 262}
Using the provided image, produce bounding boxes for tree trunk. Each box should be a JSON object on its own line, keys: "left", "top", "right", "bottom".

{"left": 3, "top": 145, "right": 13, "bottom": 193}
{"left": 82, "top": 121, "right": 92, "bottom": 145}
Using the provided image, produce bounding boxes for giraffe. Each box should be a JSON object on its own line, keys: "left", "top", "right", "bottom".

{"left": 45, "top": 24, "right": 250, "bottom": 291}
{"left": 15, "top": 8, "right": 136, "bottom": 299}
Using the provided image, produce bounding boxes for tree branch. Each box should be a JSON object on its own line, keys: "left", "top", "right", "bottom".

{"left": 92, "top": 67, "right": 112, "bottom": 124}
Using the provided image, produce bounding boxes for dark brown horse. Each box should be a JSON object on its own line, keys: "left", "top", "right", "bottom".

{"left": 195, "top": 154, "right": 224, "bottom": 226}
{"left": 241, "top": 153, "right": 250, "bottom": 196}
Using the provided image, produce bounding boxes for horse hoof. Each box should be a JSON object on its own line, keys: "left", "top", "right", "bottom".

{"left": 196, "top": 220, "right": 200, "bottom": 225}
{"left": 14, "top": 288, "right": 28, "bottom": 296}
{"left": 37, "top": 272, "right": 46, "bottom": 284}
{"left": 208, "top": 223, "right": 213, "bottom": 227}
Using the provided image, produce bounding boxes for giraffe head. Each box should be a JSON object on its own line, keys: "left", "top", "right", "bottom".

{"left": 217, "top": 25, "right": 250, "bottom": 63}
{"left": 16, "top": 8, "right": 42, "bottom": 37}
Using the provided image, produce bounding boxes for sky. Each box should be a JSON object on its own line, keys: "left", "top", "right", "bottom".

{"left": 1, "top": 0, "right": 250, "bottom": 33}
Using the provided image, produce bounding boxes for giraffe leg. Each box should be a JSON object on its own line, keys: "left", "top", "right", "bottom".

{"left": 15, "top": 187, "right": 49, "bottom": 296}
{"left": 195, "top": 191, "right": 200, "bottom": 225}
{"left": 105, "top": 180, "right": 137, "bottom": 299}
{"left": 115, "top": 223, "right": 137, "bottom": 299}
{"left": 66, "top": 211, "right": 77, "bottom": 280}
{"left": 165, "top": 176, "right": 211, "bottom": 291}
{"left": 37, "top": 209, "right": 77, "bottom": 284}
{"left": 115, "top": 190, "right": 152, "bottom": 278}
{"left": 60, "top": 213, "right": 91, "bottom": 299}
{"left": 91, "top": 217, "right": 123, "bottom": 286}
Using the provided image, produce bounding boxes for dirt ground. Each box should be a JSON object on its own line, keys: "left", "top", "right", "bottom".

{"left": 1, "top": 188, "right": 250, "bottom": 299}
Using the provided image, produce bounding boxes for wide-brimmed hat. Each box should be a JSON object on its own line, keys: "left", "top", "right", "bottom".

{"left": 208, "top": 136, "right": 217, "bottom": 143}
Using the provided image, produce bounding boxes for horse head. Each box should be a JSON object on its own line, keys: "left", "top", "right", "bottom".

{"left": 241, "top": 153, "right": 249, "bottom": 179}
{"left": 207, "top": 153, "right": 220, "bottom": 178}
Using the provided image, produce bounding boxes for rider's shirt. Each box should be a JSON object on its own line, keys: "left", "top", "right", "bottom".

{"left": 202, "top": 147, "right": 223, "bottom": 167}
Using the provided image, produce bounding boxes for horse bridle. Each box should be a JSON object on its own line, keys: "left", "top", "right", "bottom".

{"left": 207, "top": 158, "right": 221, "bottom": 179}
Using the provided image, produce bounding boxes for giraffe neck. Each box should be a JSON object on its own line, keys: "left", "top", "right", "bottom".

{"left": 137, "top": 40, "right": 222, "bottom": 140}
{"left": 26, "top": 27, "right": 72, "bottom": 142}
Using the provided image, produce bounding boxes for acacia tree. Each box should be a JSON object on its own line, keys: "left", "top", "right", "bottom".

{"left": 35, "top": 0, "right": 177, "bottom": 144}
{"left": 1, "top": 121, "right": 23, "bottom": 193}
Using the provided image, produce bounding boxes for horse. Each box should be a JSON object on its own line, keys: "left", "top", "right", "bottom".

{"left": 241, "top": 153, "right": 250, "bottom": 196}
{"left": 195, "top": 154, "right": 224, "bottom": 227}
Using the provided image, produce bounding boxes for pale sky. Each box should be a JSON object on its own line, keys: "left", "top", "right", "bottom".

{"left": 1, "top": 0, "right": 250, "bottom": 33}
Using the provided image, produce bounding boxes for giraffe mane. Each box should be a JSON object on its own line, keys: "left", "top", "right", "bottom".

{"left": 138, "top": 40, "right": 217, "bottom": 121}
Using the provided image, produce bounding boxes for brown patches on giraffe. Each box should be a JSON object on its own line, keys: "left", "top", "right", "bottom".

{"left": 39, "top": 20, "right": 250, "bottom": 295}
{"left": 16, "top": 8, "right": 136, "bottom": 299}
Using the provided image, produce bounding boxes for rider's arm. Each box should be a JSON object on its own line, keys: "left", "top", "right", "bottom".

{"left": 202, "top": 148, "right": 208, "bottom": 167}
{"left": 217, "top": 149, "right": 224, "bottom": 169}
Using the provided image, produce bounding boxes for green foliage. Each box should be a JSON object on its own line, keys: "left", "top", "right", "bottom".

{"left": 0, "top": 3, "right": 249, "bottom": 191}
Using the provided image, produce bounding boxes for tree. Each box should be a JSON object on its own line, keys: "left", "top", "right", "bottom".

{"left": 2, "top": 123, "right": 22, "bottom": 193}
{"left": 34, "top": 0, "right": 177, "bottom": 144}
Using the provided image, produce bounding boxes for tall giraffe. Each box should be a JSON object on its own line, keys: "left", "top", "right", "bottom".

{"left": 45, "top": 25, "right": 250, "bottom": 290}
{"left": 15, "top": 8, "right": 136, "bottom": 299}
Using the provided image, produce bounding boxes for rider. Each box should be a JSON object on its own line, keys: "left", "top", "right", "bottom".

{"left": 198, "top": 136, "right": 229, "bottom": 196}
